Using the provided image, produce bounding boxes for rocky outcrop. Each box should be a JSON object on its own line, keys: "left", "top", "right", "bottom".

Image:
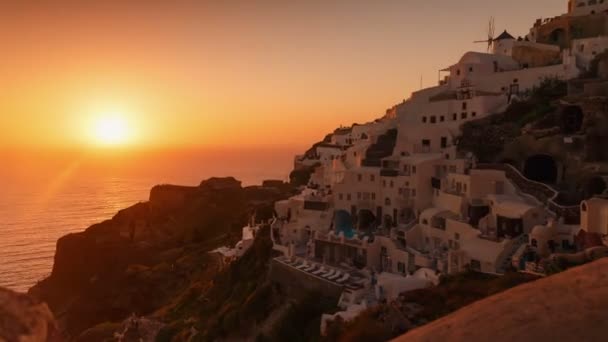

{"left": 0, "top": 287, "right": 61, "bottom": 342}
{"left": 29, "top": 177, "right": 294, "bottom": 338}
{"left": 394, "top": 258, "right": 608, "bottom": 342}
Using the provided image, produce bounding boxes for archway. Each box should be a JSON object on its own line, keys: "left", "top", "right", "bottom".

{"left": 560, "top": 105, "right": 584, "bottom": 134}
{"left": 523, "top": 154, "right": 558, "bottom": 183}
{"left": 334, "top": 210, "right": 355, "bottom": 238}
{"left": 357, "top": 209, "right": 376, "bottom": 232}
{"left": 549, "top": 28, "right": 567, "bottom": 47}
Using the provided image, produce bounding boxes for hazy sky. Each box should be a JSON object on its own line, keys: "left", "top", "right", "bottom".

{"left": 0, "top": 0, "right": 565, "bottom": 150}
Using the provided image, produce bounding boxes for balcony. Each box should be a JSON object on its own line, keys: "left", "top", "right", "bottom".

{"left": 380, "top": 169, "right": 400, "bottom": 177}
{"left": 304, "top": 200, "right": 330, "bottom": 211}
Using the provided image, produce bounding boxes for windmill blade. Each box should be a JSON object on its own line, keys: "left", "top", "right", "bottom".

{"left": 487, "top": 16, "right": 495, "bottom": 52}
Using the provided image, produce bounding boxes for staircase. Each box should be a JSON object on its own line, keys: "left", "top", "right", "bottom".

{"left": 477, "top": 163, "right": 580, "bottom": 224}
{"left": 497, "top": 235, "right": 527, "bottom": 274}
{"left": 362, "top": 129, "right": 398, "bottom": 167}
{"left": 364, "top": 287, "right": 378, "bottom": 306}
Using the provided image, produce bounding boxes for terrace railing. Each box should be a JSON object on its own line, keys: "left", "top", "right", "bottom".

{"left": 476, "top": 163, "right": 580, "bottom": 224}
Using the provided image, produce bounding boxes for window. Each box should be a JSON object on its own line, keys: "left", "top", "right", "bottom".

{"left": 389, "top": 180, "right": 394, "bottom": 188}
{"left": 347, "top": 193, "right": 351, "bottom": 201}
{"left": 412, "top": 189, "right": 417, "bottom": 197}
{"left": 441, "top": 137, "right": 447, "bottom": 148}
{"left": 531, "top": 239, "right": 538, "bottom": 247}
{"left": 357, "top": 192, "right": 362, "bottom": 200}
{"left": 385, "top": 198, "right": 391, "bottom": 206}
{"left": 370, "top": 175, "right": 375, "bottom": 182}
{"left": 412, "top": 166, "right": 417, "bottom": 174}
{"left": 456, "top": 69, "right": 461, "bottom": 76}
{"left": 453, "top": 113, "right": 458, "bottom": 121}
{"left": 358, "top": 174, "right": 362, "bottom": 182}
{"left": 461, "top": 112, "right": 468, "bottom": 119}
{"left": 397, "top": 262, "right": 406, "bottom": 274}
{"left": 422, "top": 116, "right": 427, "bottom": 123}
{"left": 440, "top": 115, "right": 445, "bottom": 122}
{"left": 468, "top": 66, "right": 473, "bottom": 72}
{"left": 430, "top": 116, "right": 437, "bottom": 124}
{"left": 339, "top": 193, "right": 344, "bottom": 200}
{"left": 462, "top": 102, "right": 467, "bottom": 110}
{"left": 422, "top": 139, "right": 431, "bottom": 147}
{"left": 472, "top": 111, "right": 477, "bottom": 117}
{"left": 382, "top": 180, "right": 387, "bottom": 187}
{"left": 470, "top": 259, "right": 481, "bottom": 271}
{"left": 371, "top": 192, "right": 376, "bottom": 200}
{"left": 455, "top": 233, "right": 460, "bottom": 240}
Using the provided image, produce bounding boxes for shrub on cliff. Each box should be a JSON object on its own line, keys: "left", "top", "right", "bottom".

{"left": 289, "top": 163, "right": 320, "bottom": 187}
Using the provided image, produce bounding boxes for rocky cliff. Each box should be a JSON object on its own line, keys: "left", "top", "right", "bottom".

{"left": 0, "top": 287, "right": 61, "bottom": 342}
{"left": 28, "top": 177, "right": 295, "bottom": 340}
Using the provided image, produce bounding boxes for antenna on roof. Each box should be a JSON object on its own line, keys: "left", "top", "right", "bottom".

{"left": 473, "top": 17, "right": 496, "bottom": 52}
{"left": 420, "top": 74, "right": 423, "bottom": 90}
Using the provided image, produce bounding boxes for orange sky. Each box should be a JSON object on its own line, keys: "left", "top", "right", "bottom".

{"left": 0, "top": 0, "right": 565, "bottom": 150}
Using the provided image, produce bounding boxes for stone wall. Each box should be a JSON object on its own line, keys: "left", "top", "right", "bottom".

{"left": 269, "top": 259, "right": 343, "bottom": 299}
{"left": 512, "top": 45, "right": 561, "bottom": 68}
{"left": 533, "top": 14, "right": 608, "bottom": 48}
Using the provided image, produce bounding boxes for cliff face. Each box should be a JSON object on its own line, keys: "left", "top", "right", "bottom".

{"left": 0, "top": 287, "right": 61, "bottom": 342}
{"left": 29, "top": 177, "right": 294, "bottom": 339}
{"left": 394, "top": 258, "right": 608, "bottom": 342}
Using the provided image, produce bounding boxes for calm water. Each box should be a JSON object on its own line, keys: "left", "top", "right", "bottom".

{"left": 0, "top": 148, "right": 297, "bottom": 292}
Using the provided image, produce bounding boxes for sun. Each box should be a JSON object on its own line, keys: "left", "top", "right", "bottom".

{"left": 92, "top": 115, "right": 131, "bottom": 146}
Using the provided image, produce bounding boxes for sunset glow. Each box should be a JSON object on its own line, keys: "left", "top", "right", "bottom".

{"left": 92, "top": 115, "right": 131, "bottom": 146}
{"left": 0, "top": 1, "right": 564, "bottom": 150}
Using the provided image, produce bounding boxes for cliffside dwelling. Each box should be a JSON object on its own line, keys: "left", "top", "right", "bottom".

{"left": 270, "top": 1, "right": 608, "bottom": 324}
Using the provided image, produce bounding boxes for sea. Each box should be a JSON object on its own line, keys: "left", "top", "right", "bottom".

{"left": 0, "top": 147, "right": 298, "bottom": 292}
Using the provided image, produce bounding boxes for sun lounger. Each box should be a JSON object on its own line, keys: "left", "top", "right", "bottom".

{"left": 328, "top": 271, "right": 342, "bottom": 281}
{"left": 318, "top": 269, "right": 332, "bottom": 277}
{"left": 322, "top": 269, "right": 336, "bottom": 278}
{"left": 337, "top": 273, "right": 350, "bottom": 283}
{"left": 312, "top": 267, "right": 326, "bottom": 275}
{"left": 303, "top": 264, "right": 317, "bottom": 272}
{"left": 296, "top": 262, "right": 309, "bottom": 270}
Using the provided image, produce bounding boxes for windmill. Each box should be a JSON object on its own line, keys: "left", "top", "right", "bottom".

{"left": 473, "top": 17, "right": 496, "bottom": 52}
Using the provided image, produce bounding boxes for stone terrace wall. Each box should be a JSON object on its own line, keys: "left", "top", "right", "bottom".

{"left": 269, "top": 259, "right": 343, "bottom": 299}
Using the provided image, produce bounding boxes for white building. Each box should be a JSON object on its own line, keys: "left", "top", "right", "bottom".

{"left": 271, "top": 3, "right": 602, "bottom": 326}
{"left": 569, "top": 0, "right": 608, "bottom": 16}
{"left": 581, "top": 197, "right": 608, "bottom": 235}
